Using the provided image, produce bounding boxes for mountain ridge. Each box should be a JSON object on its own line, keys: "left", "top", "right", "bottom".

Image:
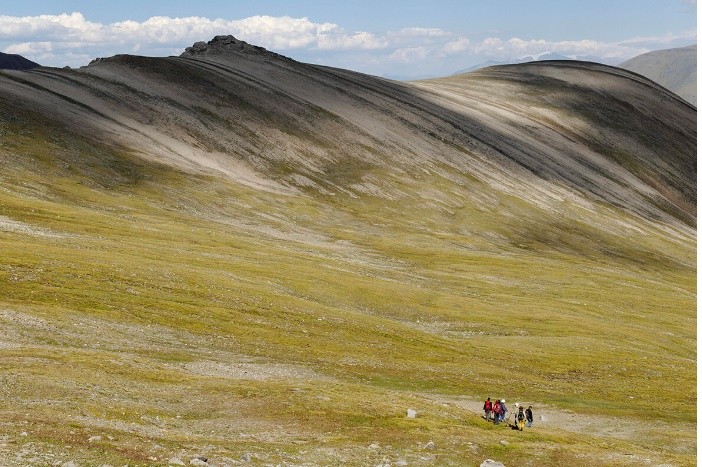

{"left": 453, "top": 52, "right": 621, "bottom": 74}
{"left": 1, "top": 41, "right": 694, "bottom": 228}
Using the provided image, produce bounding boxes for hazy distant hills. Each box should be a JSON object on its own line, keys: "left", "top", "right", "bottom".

{"left": 620, "top": 44, "right": 696, "bottom": 105}
{"left": 0, "top": 35, "right": 695, "bottom": 465}
{"left": 0, "top": 52, "right": 40, "bottom": 70}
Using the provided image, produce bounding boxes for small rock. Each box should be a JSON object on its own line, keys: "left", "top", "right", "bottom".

{"left": 406, "top": 408, "right": 417, "bottom": 419}
{"left": 499, "top": 440, "right": 509, "bottom": 446}
{"left": 540, "top": 415, "right": 547, "bottom": 421}
{"left": 480, "top": 460, "right": 505, "bottom": 467}
{"left": 20, "top": 432, "right": 28, "bottom": 437}
{"left": 168, "top": 458, "right": 185, "bottom": 466}
{"left": 368, "top": 443, "right": 380, "bottom": 450}
{"left": 395, "top": 460, "right": 409, "bottom": 466}
{"left": 61, "top": 462, "right": 78, "bottom": 467}
{"left": 88, "top": 435, "right": 102, "bottom": 443}
{"left": 189, "top": 456, "right": 208, "bottom": 465}
{"left": 240, "top": 452, "right": 252, "bottom": 462}
{"left": 424, "top": 441, "right": 436, "bottom": 450}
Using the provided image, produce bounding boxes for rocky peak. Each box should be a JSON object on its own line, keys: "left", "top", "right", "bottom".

{"left": 181, "top": 35, "right": 290, "bottom": 61}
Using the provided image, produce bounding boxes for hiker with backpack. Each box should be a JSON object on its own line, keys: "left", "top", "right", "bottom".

{"left": 515, "top": 405, "right": 526, "bottom": 431}
{"left": 499, "top": 399, "right": 507, "bottom": 422}
{"left": 483, "top": 398, "right": 493, "bottom": 421}
{"left": 525, "top": 406, "right": 533, "bottom": 427}
{"left": 492, "top": 399, "right": 503, "bottom": 424}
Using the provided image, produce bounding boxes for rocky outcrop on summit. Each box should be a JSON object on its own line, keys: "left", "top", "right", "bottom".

{"left": 181, "top": 35, "right": 289, "bottom": 61}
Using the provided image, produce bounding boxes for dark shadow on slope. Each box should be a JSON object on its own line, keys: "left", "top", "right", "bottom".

{"left": 0, "top": 93, "right": 161, "bottom": 190}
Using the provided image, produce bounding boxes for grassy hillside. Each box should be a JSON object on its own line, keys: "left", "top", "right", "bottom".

{"left": 0, "top": 38, "right": 696, "bottom": 466}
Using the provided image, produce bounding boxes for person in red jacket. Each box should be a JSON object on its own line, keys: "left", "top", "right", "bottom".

{"left": 483, "top": 398, "right": 492, "bottom": 421}
{"left": 492, "top": 399, "right": 503, "bottom": 424}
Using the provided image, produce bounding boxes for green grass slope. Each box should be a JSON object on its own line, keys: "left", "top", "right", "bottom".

{"left": 0, "top": 37, "right": 696, "bottom": 465}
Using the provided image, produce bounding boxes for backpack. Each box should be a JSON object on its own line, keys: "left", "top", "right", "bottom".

{"left": 517, "top": 411, "right": 525, "bottom": 420}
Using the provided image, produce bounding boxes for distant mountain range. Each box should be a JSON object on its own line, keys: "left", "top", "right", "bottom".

{"left": 0, "top": 52, "right": 40, "bottom": 70}
{"left": 620, "top": 44, "right": 696, "bottom": 106}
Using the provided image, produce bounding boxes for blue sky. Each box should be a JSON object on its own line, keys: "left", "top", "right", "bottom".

{"left": 0, "top": 0, "right": 696, "bottom": 78}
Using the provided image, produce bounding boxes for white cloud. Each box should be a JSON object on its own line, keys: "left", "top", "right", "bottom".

{"left": 5, "top": 41, "right": 53, "bottom": 55}
{"left": 441, "top": 37, "right": 471, "bottom": 55}
{"left": 318, "top": 31, "right": 387, "bottom": 50}
{"left": 389, "top": 46, "right": 428, "bottom": 62}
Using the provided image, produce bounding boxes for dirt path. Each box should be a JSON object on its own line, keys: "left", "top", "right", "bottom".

{"left": 421, "top": 393, "right": 695, "bottom": 451}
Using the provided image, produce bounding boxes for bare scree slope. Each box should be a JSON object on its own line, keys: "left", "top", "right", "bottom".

{"left": 0, "top": 36, "right": 695, "bottom": 465}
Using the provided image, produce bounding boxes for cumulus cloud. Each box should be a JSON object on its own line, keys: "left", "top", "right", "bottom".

{"left": 5, "top": 41, "right": 53, "bottom": 55}
{"left": 318, "top": 30, "right": 387, "bottom": 50}
{"left": 441, "top": 37, "right": 471, "bottom": 55}
{"left": 389, "top": 47, "right": 429, "bottom": 62}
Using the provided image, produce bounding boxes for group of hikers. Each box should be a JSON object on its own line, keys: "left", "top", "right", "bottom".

{"left": 482, "top": 397, "right": 533, "bottom": 431}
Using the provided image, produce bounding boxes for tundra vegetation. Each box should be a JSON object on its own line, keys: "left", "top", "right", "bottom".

{"left": 0, "top": 37, "right": 695, "bottom": 465}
